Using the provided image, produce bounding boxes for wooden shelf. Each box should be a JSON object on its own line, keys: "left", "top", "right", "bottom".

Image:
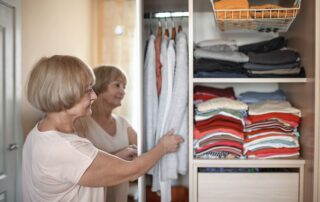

{"left": 193, "top": 78, "right": 308, "bottom": 83}
{"left": 192, "top": 159, "right": 306, "bottom": 168}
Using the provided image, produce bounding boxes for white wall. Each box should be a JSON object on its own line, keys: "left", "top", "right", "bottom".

{"left": 21, "top": 0, "right": 93, "bottom": 136}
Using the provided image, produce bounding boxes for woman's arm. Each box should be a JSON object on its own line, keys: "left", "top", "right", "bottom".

{"left": 127, "top": 127, "right": 137, "bottom": 145}
{"left": 78, "top": 132, "right": 183, "bottom": 187}
{"left": 113, "top": 146, "right": 137, "bottom": 161}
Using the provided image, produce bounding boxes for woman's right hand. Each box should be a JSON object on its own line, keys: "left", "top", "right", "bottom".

{"left": 158, "top": 130, "right": 184, "bottom": 154}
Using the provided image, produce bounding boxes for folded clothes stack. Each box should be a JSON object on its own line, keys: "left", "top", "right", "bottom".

{"left": 194, "top": 39, "right": 248, "bottom": 78}
{"left": 243, "top": 96, "right": 301, "bottom": 159}
{"left": 193, "top": 87, "right": 248, "bottom": 159}
{"left": 193, "top": 36, "right": 306, "bottom": 78}
{"left": 239, "top": 36, "right": 305, "bottom": 78}
{"left": 193, "top": 87, "right": 302, "bottom": 160}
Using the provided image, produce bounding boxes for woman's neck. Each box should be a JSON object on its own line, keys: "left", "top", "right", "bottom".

{"left": 39, "top": 111, "right": 76, "bottom": 133}
{"left": 92, "top": 99, "right": 114, "bottom": 120}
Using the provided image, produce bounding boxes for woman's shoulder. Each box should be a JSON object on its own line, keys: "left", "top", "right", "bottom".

{"left": 113, "top": 114, "right": 132, "bottom": 128}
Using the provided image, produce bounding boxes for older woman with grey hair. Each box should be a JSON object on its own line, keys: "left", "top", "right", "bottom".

{"left": 77, "top": 65, "right": 138, "bottom": 202}
{"left": 22, "top": 55, "right": 183, "bottom": 202}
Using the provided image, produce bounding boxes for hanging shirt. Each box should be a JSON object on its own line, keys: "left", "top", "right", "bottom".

{"left": 143, "top": 35, "right": 158, "bottom": 154}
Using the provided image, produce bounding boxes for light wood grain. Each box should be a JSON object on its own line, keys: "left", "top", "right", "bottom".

{"left": 198, "top": 173, "right": 299, "bottom": 202}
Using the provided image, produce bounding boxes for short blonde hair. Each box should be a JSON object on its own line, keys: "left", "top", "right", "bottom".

{"left": 93, "top": 65, "right": 127, "bottom": 95}
{"left": 27, "top": 55, "right": 95, "bottom": 112}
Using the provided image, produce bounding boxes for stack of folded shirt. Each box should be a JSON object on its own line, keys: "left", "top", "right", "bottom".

{"left": 194, "top": 85, "right": 236, "bottom": 104}
{"left": 239, "top": 36, "right": 287, "bottom": 54}
{"left": 244, "top": 49, "right": 305, "bottom": 77}
{"left": 238, "top": 36, "right": 305, "bottom": 78}
{"left": 194, "top": 39, "right": 248, "bottom": 78}
{"left": 244, "top": 100, "right": 301, "bottom": 159}
{"left": 238, "top": 89, "right": 287, "bottom": 104}
{"left": 194, "top": 97, "right": 248, "bottom": 159}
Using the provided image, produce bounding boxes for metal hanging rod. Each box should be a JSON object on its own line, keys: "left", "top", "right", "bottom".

{"left": 144, "top": 12, "right": 189, "bottom": 19}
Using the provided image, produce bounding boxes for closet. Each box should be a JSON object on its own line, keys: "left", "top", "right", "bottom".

{"left": 141, "top": 0, "right": 320, "bottom": 201}
{"left": 189, "top": 0, "right": 318, "bottom": 201}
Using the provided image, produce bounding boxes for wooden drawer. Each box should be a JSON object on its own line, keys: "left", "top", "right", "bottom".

{"left": 198, "top": 173, "right": 299, "bottom": 202}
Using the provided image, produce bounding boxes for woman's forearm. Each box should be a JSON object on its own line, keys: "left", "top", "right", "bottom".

{"left": 128, "top": 143, "right": 166, "bottom": 180}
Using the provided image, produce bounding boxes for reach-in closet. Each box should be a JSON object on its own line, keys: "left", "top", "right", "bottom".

{"left": 141, "top": 0, "right": 320, "bottom": 201}
{"left": 189, "top": 0, "right": 319, "bottom": 201}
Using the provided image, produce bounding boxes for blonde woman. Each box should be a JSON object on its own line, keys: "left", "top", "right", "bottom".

{"left": 22, "top": 55, "right": 183, "bottom": 202}
{"left": 77, "top": 65, "right": 139, "bottom": 202}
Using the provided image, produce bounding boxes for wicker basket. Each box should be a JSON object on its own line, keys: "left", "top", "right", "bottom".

{"left": 211, "top": 0, "right": 301, "bottom": 32}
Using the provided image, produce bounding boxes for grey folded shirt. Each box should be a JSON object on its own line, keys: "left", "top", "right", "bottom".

{"left": 194, "top": 48, "right": 249, "bottom": 63}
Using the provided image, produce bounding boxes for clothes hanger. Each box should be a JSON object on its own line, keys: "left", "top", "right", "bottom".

{"left": 171, "top": 18, "right": 176, "bottom": 40}
{"left": 164, "top": 17, "right": 170, "bottom": 37}
{"left": 178, "top": 16, "right": 183, "bottom": 32}
{"left": 157, "top": 19, "right": 162, "bottom": 37}
{"left": 149, "top": 12, "right": 153, "bottom": 35}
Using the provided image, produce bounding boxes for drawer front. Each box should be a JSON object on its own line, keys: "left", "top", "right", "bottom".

{"left": 198, "top": 173, "right": 299, "bottom": 202}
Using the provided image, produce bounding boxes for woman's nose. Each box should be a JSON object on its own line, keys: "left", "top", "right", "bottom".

{"left": 91, "top": 90, "right": 97, "bottom": 100}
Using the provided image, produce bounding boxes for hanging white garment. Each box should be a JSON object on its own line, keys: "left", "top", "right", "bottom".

{"left": 158, "top": 32, "right": 189, "bottom": 202}
{"left": 143, "top": 35, "right": 158, "bottom": 161}
{"left": 160, "top": 39, "right": 176, "bottom": 202}
{"left": 152, "top": 36, "right": 169, "bottom": 192}
{"left": 152, "top": 36, "right": 175, "bottom": 201}
{"left": 161, "top": 31, "right": 189, "bottom": 180}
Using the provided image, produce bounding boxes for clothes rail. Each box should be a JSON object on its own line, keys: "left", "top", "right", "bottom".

{"left": 144, "top": 11, "right": 189, "bottom": 19}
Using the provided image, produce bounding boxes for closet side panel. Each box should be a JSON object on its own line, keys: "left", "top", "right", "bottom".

{"left": 280, "top": 0, "right": 316, "bottom": 201}
{"left": 316, "top": 0, "right": 320, "bottom": 200}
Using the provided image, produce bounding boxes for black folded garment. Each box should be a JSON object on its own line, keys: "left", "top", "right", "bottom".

{"left": 194, "top": 58, "right": 246, "bottom": 73}
{"left": 239, "top": 36, "right": 287, "bottom": 54}
{"left": 248, "top": 50, "right": 300, "bottom": 65}
{"left": 194, "top": 71, "right": 248, "bottom": 78}
{"left": 244, "top": 62, "right": 300, "bottom": 71}
{"left": 247, "top": 67, "right": 306, "bottom": 78}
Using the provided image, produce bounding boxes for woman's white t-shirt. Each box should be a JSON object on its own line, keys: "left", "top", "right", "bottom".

{"left": 22, "top": 124, "right": 104, "bottom": 202}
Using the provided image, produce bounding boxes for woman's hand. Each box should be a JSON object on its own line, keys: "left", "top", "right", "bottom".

{"left": 115, "top": 145, "right": 137, "bottom": 161}
{"left": 158, "top": 130, "right": 184, "bottom": 154}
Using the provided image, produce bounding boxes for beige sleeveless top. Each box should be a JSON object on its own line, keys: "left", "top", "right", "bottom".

{"left": 82, "top": 114, "right": 131, "bottom": 202}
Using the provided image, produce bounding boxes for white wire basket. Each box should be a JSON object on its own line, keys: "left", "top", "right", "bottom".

{"left": 211, "top": 0, "right": 301, "bottom": 32}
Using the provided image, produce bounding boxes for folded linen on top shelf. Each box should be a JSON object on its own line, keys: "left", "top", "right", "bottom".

{"left": 193, "top": 39, "right": 248, "bottom": 78}
{"left": 194, "top": 48, "right": 249, "bottom": 63}
{"left": 196, "top": 39, "right": 238, "bottom": 52}
{"left": 193, "top": 57, "right": 247, "bottom": 78}
{"left": 238, "top": 36, "right": 287, "bottom": 54}
{"left": 247, "top": 68, "right": 305, "bottom": 78}
{"left": 248, "top": 49, "right": 300, "bottom": 65}
{"left": 244, "top": 62, "right": 300, "bottom": 71}
{"left": 248, "top": 67, "right": 302, "bottom": 75}
{"left": 194, "top": 71, "right": 248, "bottom": 78}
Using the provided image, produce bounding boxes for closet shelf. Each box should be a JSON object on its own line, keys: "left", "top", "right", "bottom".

{"left": 211, "top": 0, "right": 301, "bottom": 32}
{"left": 193, "top": 78, "right": 307, "bottom": 83}
{"left": 193, "top": 159, "right": 305, "bottom": 168}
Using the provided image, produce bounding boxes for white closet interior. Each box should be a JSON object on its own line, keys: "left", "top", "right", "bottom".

{"left": 141, "top": 0, "right": 320, "bottom": 201}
